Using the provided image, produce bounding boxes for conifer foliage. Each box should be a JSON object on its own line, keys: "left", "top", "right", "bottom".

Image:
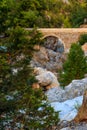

{"left": 0, "top": 0, "right": 60, "bottom": 128}
{"left": 0, "top": 26, "right": 59, "bottom": 129}
{"left": 59, "top": 43, "right": 87, "bottom": 86}
{"left": 79, "top": 33, "right": 87, "bottom": 45}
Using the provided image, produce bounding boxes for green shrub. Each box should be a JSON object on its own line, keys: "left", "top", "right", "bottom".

{"left": 79, "top": 34, "right": 87, "bottom": 45}
{"left": 59, "top": 43, "right": 87, "bottom": 86}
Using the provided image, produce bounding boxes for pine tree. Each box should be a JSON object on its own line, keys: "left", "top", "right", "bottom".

{"left": 0, "top": 27, "right": 59, "bottom": 129}
{"left": 59, "top": 43, "right": 87, "bottom": 86}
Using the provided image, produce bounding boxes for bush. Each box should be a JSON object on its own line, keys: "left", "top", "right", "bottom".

{"left": 79, "top": 33, "right": 87, "bottom": 45}
{"left": 59, "top": 43, "right": 87, "bottom": 86}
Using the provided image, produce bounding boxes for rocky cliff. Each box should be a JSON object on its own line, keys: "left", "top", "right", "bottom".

{"left": 31, "top": 36, "right": 66, "bottom": 76}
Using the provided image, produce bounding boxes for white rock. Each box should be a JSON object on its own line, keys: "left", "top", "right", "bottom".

{"left": 36, "top": 72, "right": 53, "bottom": 86}
{"left": 45, "top": 78, "right": 87, "bottom": 122}
{"left": 65, "top": 78, "right": 87, "bottom": 99}
{"left": 46, "top": 87, "right": 65, "bottom": 102}
{"left": 34, "top": 67, "right": 59, "bottom": 88}
{"left": 46, "top": 78, "right": 87, "bottom": 102}
{"left": 60, "top": 128, "right": 70, "bottom": 130}
{"left": 51, "top": 96, "right": 83, "bottom": 121}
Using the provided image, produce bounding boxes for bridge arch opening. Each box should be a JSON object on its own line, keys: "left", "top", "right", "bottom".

{"left": 43, "top": 35, "right": 65, "bottom": 53}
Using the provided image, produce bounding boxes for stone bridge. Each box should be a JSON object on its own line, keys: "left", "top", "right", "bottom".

{"left": 38, "top": 28, "right": 87, "bottom": 50}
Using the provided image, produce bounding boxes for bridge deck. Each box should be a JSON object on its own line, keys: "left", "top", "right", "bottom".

{"left": 38, "top": 28, "right": 87, "bottom": 33}
{"left": 26, "top": 28, "right": 87, "bottom": 49}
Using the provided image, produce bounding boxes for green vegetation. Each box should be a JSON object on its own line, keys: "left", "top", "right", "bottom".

{"left": 59, "top": 43, "right": 87, "bottom": 86}
{"left": 79, "top": 33, "right": 87, "bottom": 45}
{"left": 69, "top": 0, "right": 87, "bottom": 27}
{"left": 0, "top": 0, "right": 87, "bottom": 129}
{"left": 0, "top": 0, "right": 61, "bottom": 128}
{"left": 0, "top": 0, "right": 87, "bottom": 36}
{"left": 74, "top": 101, "right": 81, "bottom": 111}
{"left": 0, "top": 26, "right": 60, "bottom": 129}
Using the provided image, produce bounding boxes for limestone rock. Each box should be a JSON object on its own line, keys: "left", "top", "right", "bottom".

{"left": 51, "top": 96, "right": 83, "bottom": 121}
{"left": 82, "top": 43, "right": 87, "bottom": 52}
{"left": 46, "top": 87, "right": 65, "bottom": 102}
{"left": 32, "top": 83, "right": 40, "bottom": 89}
{"left": 74, "top": 90, "right": 87, "bottom": 123}
{"left": 31, "top": 36, "right": 66, "bottom": 74}
{"left": 82, "top": 43, "right": 87, "bottom": 56}
{"left": 31, "top": 46, "right": 66, "bottom": 73}
{"left": 65, "top": 78, "right": 87, "bottom": 100}
{"left": 36, "top": 72, "right": 53, "bottom": 86}
{"left": 60, "top": 127, "right": 70, "bottom": 130}
{"left": 44, "top": 36, "right": 64, "bottom": 53}
{"left": 33, "top": 47, "right": 49, "bottom": 65}
{"left": 46, "top": 78, "right": 87, "bottom": 102}
{"left": 34, "top": 67, "right": 59, "bottom": 89}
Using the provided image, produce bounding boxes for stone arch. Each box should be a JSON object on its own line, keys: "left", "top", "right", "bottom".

{"left": 42, "top": 34, "right": 59, "bottom": 39}
{"left": 43, "top": 35, "right": 65, "bottom": 53}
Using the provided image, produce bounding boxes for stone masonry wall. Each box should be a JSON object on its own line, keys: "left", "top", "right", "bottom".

{"left": 38, "top": 28, "right": 87, "bottom": 50}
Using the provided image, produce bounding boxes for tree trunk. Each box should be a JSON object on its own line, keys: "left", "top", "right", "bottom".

{"left": 74, "top": 90, "right": 87, "bottom": 123}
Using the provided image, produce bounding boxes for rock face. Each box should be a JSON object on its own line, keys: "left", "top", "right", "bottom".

{"left": 34, "top": 67, "right": 60, "bottom": 89}
{"left": 46, "top": 87, "right": 65, "bottom": 102}
{"left": 65, "top": 78, "right": 87, "bottom": 100}
{"left": 31, "top": 36, "right": 66, "bottom": 74}
{"left": 45, "top": 78, "right": 87, "bottom": 125}
{"left": 31, "top": 46, "right": 66, "bottom": 74}
{"left": 44, "top": 36, "right": 64, "bottom": 53}
{"left": 46, "top": 78, "right": 87, "bottom": 102}
{"left": 74, "top": 90, "right": 87, "bottom": 123}
{"left": 51, "top": 96, "right": 83, "bottom": 121}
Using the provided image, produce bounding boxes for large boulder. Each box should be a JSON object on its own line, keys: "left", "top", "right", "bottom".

{"left": 46, "top": 78, "right": 87, "bottom": 102}
{"left": 46, "top": 87, "right": 65, "bottom": 102}
{"left": 46, "top": 78, "right": 87, "bottom": 124}
{"left": 65, "top": 78, "right": 87, "bottom": 100}
{"left": 51, "top": 96, "right": 83, "bottom": 121}
{"left": 31, "top": 40, "right": 66, "bottom": 73}
{"left": 34, "top": 67, "right": 60, "bottom": 89}
{"left": 45, "top": 49, "right": 65, "bottom": 72}
{"left": 32, "top": 47, "right": 49, "bottom": 66}
{"left": 44, "top": 37, "right": 64, "bottom": 53}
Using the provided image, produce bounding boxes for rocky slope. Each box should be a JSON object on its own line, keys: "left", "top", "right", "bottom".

{"left": 31, "top": 36, "right": 66, "bottom": 76}
{"left": 46, "top": 78, "right": 87, "bottom": 102}
{"left": 46, "top": 78, "right": 87, "bottom": 129}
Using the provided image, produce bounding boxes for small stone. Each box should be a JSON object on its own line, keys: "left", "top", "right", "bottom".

{"left": 60, "top": 127, "right": 70, "bottom": 130}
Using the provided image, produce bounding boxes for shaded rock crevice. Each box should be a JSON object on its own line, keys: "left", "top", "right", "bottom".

{"left": 31, "top": 36, "right": 66, "bottom": 74}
